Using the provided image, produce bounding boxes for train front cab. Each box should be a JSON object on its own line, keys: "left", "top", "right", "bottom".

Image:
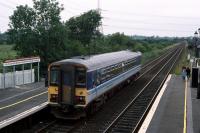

{"left": 48, "top": 64, "right": 88, "bottom": 118}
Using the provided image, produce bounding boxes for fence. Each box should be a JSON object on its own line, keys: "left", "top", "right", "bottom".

{"left": 0, "top": 69, "right": 34, "bottom": 89}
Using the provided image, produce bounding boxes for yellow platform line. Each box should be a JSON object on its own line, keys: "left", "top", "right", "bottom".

{"left": 183, "top": 79, "right": 187, "bottom": 133}
{"left": 0, "top": 91, "right": 47, "bottom": 111}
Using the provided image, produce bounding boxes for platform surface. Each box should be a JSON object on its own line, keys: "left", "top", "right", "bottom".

{"left": 191, "top": 84, "right": 200, "bottom": 133}
{"left": 146, "top": 75, "right": 185, "bottom": 133}
{"left": 0, "top": 82, "right": 47, "bottom": 123}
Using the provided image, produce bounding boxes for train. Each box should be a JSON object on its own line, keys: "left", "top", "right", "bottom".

{"left": 48, "top": 50, "right": 142, "bottom": 119}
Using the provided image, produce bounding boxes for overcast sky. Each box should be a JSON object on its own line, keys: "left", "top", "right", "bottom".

{"left": 0, "top": 0, "right": 200, "bottom": 37}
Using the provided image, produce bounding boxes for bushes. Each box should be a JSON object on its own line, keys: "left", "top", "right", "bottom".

{"left": 0, "top": 45, "right": 17, "bottom": 72}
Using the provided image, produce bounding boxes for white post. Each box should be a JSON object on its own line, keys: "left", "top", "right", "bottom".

{"left": 38, "top": 62, "right": 40, "bottom": 82}
{"left": 3, "top": 67, "right": 5, "bottom": 89}
{"left": 13, "top": 65, "right": 15, "bottom": 87}
{"left": 22, "top": 64, "right": 24, "bottom": 84}
{"left": 31, "top": 63, "right": 32, "bottom": 83}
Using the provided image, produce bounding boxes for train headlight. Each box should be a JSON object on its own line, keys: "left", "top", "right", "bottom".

{"left": 50, "top": 94, "right": 58, "bottom": 102}
{"left": 76, "top": 96, "right": 86, "bottom": 105}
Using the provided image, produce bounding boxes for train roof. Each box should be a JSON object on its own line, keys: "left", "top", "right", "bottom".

{"left": 51, "top": 50, "right": 141, "bottom": 71}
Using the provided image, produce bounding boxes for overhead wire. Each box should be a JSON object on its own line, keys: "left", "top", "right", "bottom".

{"left": 103, "top": 25, "right": 194, "bottom": 33}
{"left": 0, "top": 1, "right": 15, "bottom": 10}
{"left": 0, "top": 15, "right": 8, "bottom": 19}
{"left": 60, "top": 0, "right": 97, "bottom": 21}
{"left": 102, "top": 16, "right": 198, "bottom": 27}
{"left": 102, "top": 9, "right": 200, "bottom": 20}
{"left": 64, "top": 2, "right": 89, "bottom": 12}
{"left": 6, "top": 0, "right": 19, "bottom": 6}
{"left": 101, "top": 10, "right": 199, "bottom": 34}
{"left": 63, "top": 0, "right": 92, "bottom": 9}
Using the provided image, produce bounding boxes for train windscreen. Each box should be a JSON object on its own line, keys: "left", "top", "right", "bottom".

{"left": 50, "top": 68, "right": 59, "bottom": 86}
{"left": 76, "top": 67, "right": 86, "bottom": 87}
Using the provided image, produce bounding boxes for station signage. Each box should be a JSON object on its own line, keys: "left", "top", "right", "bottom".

{"left": 3, "top": 57, "right": 40, "bottom": 67}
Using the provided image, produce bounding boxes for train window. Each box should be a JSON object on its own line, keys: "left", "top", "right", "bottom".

{"left": 101, "top": 69, "right": 105, "bottom": 74}
{"left": 97, "top": 70, "right": 101, "bottom": 85}
{"left": 114, "top": 64, "right": 118, "bottom": 69}
{"left": 50, "top": 69, "right": 59, "bottom": 86}
{"left": 76, "top": 68, "right": 86, "bottom": 87}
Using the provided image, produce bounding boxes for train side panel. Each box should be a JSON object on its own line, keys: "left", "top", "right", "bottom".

{"left": 85, "top": 65, "right": 141, "bottom": 105}
{"left": 84, "top": 55, "right": 141, "bottom": 106}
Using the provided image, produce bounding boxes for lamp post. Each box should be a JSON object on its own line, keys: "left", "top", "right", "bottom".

{"left": 198, "top": 28, "right": 200, "bottom": 35}
{"left": 194, "top": 31, "right": 198, "bottom": 58}
{"left": 195, "top": 29, "right": 200, "bottom": 99}
{"left": 197, "top": 29, "right": 200, "bottom": 58}
{"left": 194, "top": 31, "right": 198, "bottom": 38}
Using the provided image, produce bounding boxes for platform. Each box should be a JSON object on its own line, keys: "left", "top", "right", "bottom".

{"left": 139, "top": 74, "right": 200, "bottom": 133}
{"left": 191, "top": 83, "right": 200, "bottom": 133}
{"left": 0, "top": 82, "right": 47, "bottom": 129}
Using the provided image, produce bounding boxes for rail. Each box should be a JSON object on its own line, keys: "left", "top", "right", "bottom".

{"left": 103, "top": 46, "right": 183, "bottom": 133}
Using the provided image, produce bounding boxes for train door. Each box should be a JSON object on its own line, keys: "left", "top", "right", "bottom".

{"left": 61, "top": 66, "right": 75, "bottom": 105}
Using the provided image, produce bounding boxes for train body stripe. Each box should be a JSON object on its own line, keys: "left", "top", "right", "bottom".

{"left": 88, "top": 65, "right": 141, "bottom": 94}
{"left": 86, "top": 65, "right": 141, "bottom": 104}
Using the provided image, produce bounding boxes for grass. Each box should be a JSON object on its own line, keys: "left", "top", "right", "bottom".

{"left": 142, "top": 44, "right": 190, "bottom": 75}
{"left": 0, "top": 44, "right": 17, "bottom": 72}
{"left": 142, "top": 44, "right": 175, "bottom": 64}
{"left": 173, "top": 46, "right": 189, "bottom": 75}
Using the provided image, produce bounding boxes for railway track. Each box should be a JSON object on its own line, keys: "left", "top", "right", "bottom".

{"left": 36, "top": 120, "right": 78, "bottom": 133}
{"left": 140, "top": 46, "right": 175, "bottom": 73}
{"left": 32, "top": 45, "right": 183, "bottom": 133}
{"left": 137, "top": 47, "right": 177, "bottom": 80}
{"left": 103, "top": 46, "right": 183, "bottom": 133}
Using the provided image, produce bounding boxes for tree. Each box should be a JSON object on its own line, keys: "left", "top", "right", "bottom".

{"left": 66, "top": 10, "right": 102, "bottom": 46}
{"left": 0, "top": 32, "right": 9, "bottom": 44}
{"left": 106, "top": 33, "right": 133, "bottom": 51}
{"left": 9, "top": 5, "right": 37, "bottom": 55}
{"left": 8, "top": 0, "right": 66, "bottom": 68}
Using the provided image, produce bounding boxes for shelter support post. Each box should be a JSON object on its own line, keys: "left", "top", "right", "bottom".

{"left": 3, "top": 67, "right": 5, "bottom": 89}
{"left": 31, "top": 63, "right": 32, "bottom": 83}
{"left": 22, "top": 64, "right": 24, "bottom": 84}
{"left": 38, "top": 62, "right": 40, "bottom": 82}
{"left": 13, "top": 65, "right": 15, "bottom": 87}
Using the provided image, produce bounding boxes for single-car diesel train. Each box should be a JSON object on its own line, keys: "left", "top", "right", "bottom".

{"left": 48, "top": 50, "right": 141, "bottom": 119}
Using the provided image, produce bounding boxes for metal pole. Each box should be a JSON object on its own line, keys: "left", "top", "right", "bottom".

{"left": 22, "top": 64, "right": 24, "bottom": 84}
{"left": 31, "top": 63, "right": 32, "bottom": 83}
{"left": 13, "top": 65, "right": 15, "bottom": 87}
{"left": 38, "top": 62, "right": 40, "bottom": 82}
